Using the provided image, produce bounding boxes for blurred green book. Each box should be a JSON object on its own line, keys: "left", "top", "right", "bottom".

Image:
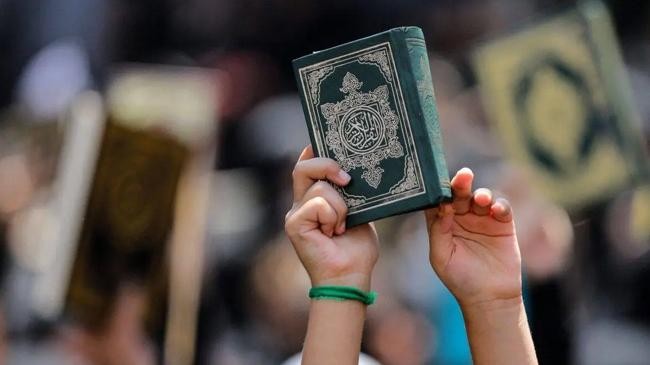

{"left": 473, "top": 1, "right": 647, "bottom": 210}
{"left": 293, "top": 27, "right": 451, "bottom": 227}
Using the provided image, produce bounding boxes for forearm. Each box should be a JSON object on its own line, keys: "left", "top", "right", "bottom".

{"left": 302, "top": 300, "right": 367, "bottom": 365}
{"left": 462, "top": 297, "right": 538, "bottom": 365}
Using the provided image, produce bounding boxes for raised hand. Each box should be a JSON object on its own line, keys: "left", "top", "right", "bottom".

{"left": 425, "top": 167, "right": 521, "bottom": 308}
{"left": 285, "top": 146, "right": 379, "bottom": 291}
{"left": 426, "top": 168, "right": 537, "bottom": 365}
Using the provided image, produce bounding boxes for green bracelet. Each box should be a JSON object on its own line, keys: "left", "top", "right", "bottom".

{"left": 309, "top": 285, "right": 377, "bottom": 305}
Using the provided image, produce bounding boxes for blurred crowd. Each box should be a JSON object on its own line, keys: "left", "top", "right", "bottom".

{"left": 0, "top": 0, "right": 649, "bottom": 364}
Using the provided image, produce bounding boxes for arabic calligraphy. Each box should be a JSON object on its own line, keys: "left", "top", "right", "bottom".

{"left": 340, "top": 106, "right": 385, "bottom": 153}
{"left": 320, "top": 71, "right": 404, "bottom": 189}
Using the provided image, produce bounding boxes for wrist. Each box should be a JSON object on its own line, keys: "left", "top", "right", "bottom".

{"left": 311, "top": 272, "right": 372, "bottom": 292}
{"left": 460, "top": 295, "right": 537, "bottom": 365}
{"left": 460, "top": 296, "right": 525, "bottom": 323}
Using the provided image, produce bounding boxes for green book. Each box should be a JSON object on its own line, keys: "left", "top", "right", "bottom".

{"left": 293, "top": 26, "right": 451, "bottom": 227}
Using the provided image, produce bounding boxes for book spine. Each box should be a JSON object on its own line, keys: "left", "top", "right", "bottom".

{"left": 394, "top": 27, "right": 451, "bottom": 200}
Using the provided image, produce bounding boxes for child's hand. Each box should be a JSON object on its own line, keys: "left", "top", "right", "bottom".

{"left": 285, "top": 146, "right": 379, "bottom": 291}
{"left": 425, "top": 167, "right": 521, "bottom": 309}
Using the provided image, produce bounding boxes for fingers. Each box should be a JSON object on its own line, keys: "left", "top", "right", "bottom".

{"left": 471, "top": 188, "right": 494, "bottom": 216}
{"left": 471, "top": 189, "right": 514, "bottom": 223}
{"left": 451, "top": 167, "right": 513, "bottom": 222}
{"left": 289, "top": 145, "right": 350, "bottom": 236}
{"left": 286, "top": 196, "right": 339, "bottom": 238}
{"left": 292, "top": 157, "right": 351, "bottom": 202}
{"left": 302, "top": 181, "right": 348, "bottom": 235}
{"left": 451, "top": 167, "right": 473, "bottom": 214}
{"left": 491, "top": 197, "right": 513, "bottom": 223}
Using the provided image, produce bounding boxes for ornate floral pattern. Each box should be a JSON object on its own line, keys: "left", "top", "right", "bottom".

{"left": 339, "top": 191, "right": 367, "bottom": 207}
{"left": 389, "top": 156, "right": 418, "bottom": 194}
{"left": 307, "top": 66, "right": 334, "bottom": 105}
{"left": 359, "top": 50, "right": 392, "bottom": 82}
{"left": 297, "top": 42, "right": 427, "bottom": 213}
{"left": 320, "top": 72, "right": 404, "bottom": 188}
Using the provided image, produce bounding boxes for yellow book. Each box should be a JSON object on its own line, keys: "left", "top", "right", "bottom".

{"left": 473, "top": 1, "right": 647, "bottom": 209}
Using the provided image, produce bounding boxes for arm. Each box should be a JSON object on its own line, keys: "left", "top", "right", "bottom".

{"left": 426, "top": 168, "right": 538, "bottom": 365}
{"left": 462, "top": 297, "right": 536, "bottom": 365}
{"left": 303, "top": 300, "right": 367, "bottom": 365}
{"left": 285, "top": 146, "right": 379, "bottom": 365}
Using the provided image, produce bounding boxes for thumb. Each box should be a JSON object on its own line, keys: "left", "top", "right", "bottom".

{"left": 424, "top": 203, "right": 453, "bottom": 233}
{"left": 424, "top": 206, "right": 439, "bottom": 223}
{"left": 425, "top": 203, "right": 454, "bottom": 270}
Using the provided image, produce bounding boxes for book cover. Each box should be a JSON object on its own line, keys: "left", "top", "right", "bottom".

{"left": 473, "top": 1, "right": 647, "bottom": 210}
{"left": 65, "top": 119, "right": 187, "bottom": 334}
{"left": 293, "top": 26, "right": 451, "bottom": 227}
{"left": 31, "top": 66, "right": 218, "bottom": 365}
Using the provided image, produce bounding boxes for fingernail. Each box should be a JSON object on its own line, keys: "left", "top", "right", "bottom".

{"left": 497, "top": 205, "right": 507, "bottom": 215}
{"left": 459, "top": 167, "right": 473, "bottom": 175}
{"left": 334, "top": 222, "right": 345, "bottom": 235}
{"left": 476, "top": 189, "right": 492, "bottom": 206}
{"left": 338, "top": 170, "right": 351, "bottom": 184}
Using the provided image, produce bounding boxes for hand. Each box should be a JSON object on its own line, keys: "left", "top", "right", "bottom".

{"left": 63, "top": 285, "right": 154, "bottom": 365}
{"left": 285, "top": 146, "right": 379, "bottom": 291}
{"left": 425, "top": 167, "right": 522, "bottom": 309}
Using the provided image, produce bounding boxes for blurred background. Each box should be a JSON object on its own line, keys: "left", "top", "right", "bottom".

{"left": 0, "top": 0, "right": 649, "bottom": 364}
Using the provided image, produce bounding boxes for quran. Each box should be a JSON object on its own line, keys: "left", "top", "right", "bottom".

{"left": 31, "top": 66, "right": 218, "bottom": 363}
{"left": 293, "top": 26, "right": 451, "bottom": 227}
{"left": 65, "top": 120, "right": 187, "bottom": 332}
{"left": 473, "top": 1, "right": 647, "bottom": 210}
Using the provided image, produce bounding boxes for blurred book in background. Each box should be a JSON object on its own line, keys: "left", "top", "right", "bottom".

{"left": 31, "top": 66, "right": 219, "bottom": 365}
{"left": 631, "top": 184, "right": 650, "bottom": 244}
{"left": 473, "top": 1, "right": 647, "bottom": 211}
